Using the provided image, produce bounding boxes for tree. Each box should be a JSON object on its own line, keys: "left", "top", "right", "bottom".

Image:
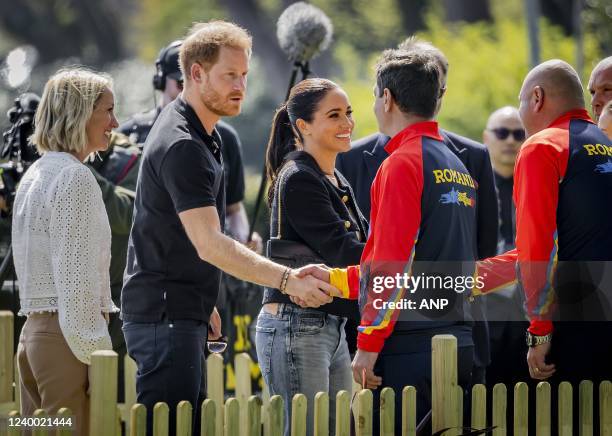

{"left": 0, "top": 0, "right": 127, "bottom": 65}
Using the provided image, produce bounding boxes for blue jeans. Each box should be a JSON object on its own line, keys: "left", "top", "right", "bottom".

{"left": 123, "top": 318, "right": 208, "bottom": 436}
{"left": 256, "top": 304, "right": 352, "bottom": 436}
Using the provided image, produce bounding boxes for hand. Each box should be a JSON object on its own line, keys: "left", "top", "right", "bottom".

{"left": 246, "top": 232, "right": 263, "bottom": 254}
{"left": 291, "top": 264, "right": 332, "bottom": 306}
{"left": 208, "top": 307, "right": 222, "bottom": 340}
{"left": 289, "top": 295, "right": 308, "bottom": 307}
{"left": 352, "top": 349, "right": 382, "bottom": 389}
{"left": 295, "top": 264, "right": 330, "bottom": 283}
{"left": 0, "top": 195, "right": 7, "bottom": 213}
{"left": 527, "top": 341, "right": 555, "bottom": 380}
{"left": 284, "top": 271, "right": 335, "bottom": 307}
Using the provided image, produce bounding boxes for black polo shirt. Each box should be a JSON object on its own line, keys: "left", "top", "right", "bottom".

{"left": 121, "top": 97, "right": 226, "bottom": 323}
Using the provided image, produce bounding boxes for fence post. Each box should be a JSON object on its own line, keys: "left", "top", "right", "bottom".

{"left": 90, "top": 350, "right": 118, "bottom": 436}
{"left": 130, "top": 404, "right": 146, "bottom": 436}
{"left": 200, "top": 399, "right": 216, "bottom": 436}
{"left": 513, "top": 382, "right": 528, "bottom": 436}
{"left": 313, "top": 392, "right": 329, "bottom": 436}
{"left": 471, "top": 384, "right": 486, "bottom": 430}
{"left": 116, "top": 405, "right": 122, "bottom": 436}
{"left": 432, "top": 335, "right": 458, "bottom": 433}
{"left": 335, "top": 390, "right": 350, "bottom": 436}
{"left": 0, "top": 311, "right": 14, "bottom": 403}
{"left": 291, "top": 394, "right": 307, "bottom": 436}
{"left": 124, "top": 355, "right": 138, "bottom": 430}
{"left": 57, "top": 407, "right": 73, "bottom": 436}
{"left": 402, "top": 386, "right": 416, "bottom": 436}
{"left": 492, "top": 383, "right": 507, "bottom": 436}
{"left": 267, "top": 395, "right": 284, "bottom": 436}
{"left": 600, "top": 381, "right": 612, "bottom": 436}
{"left": 13, "top": 353, "right": 20, "bottom": 411}
{"left": 355, "top": 389, "right": 373, "bottom": 436}
{"left": 235, "top": 353, "right": 252, "bottom": 435}
{"left": 536, "top": 382, "right": 551, "bottom": 436}
{"left": 207, "top": 353, "right": 224, "bottom": 436}
{"left": 7, "top": 410, "right": 20, "bottom": 436}
{"left": 153, "top": 402, "right": 169, "bottom": 436}
{"left": 176, "top": 401, "right": 192, "bottom": 436}
{"left": 262, "top": 382, "right": 271, "bottom": 436}
{"left": 247, "top": 395, "right": 262, "bottom": 436}
{"left": 225, "top": 398, "right": 240, "bottom": 436}
{"left": 32, "top": 408, "right": 48, "bottom": 436}
{"left": 558, "top": 382, "right": 573, "bottom": 436}
{"left": 379, "top": 387, "right": 395, "bottom": 436}
{"left": 579, "top": 380, "right": 593, "bottom": 436}
{"left": 455, "top": 386, "right": 463, "bottom": 430}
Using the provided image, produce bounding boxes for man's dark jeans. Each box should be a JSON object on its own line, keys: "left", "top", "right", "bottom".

{"left": 123, "top": 317, "right": 208, "bottom": 436}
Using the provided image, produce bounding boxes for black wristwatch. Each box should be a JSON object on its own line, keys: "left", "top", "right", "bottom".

{"left": 526, "top": 331, "right": 552, "bottom": 347}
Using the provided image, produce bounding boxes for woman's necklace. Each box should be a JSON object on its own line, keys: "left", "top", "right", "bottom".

{"left": 324, "top": 172, "right": 338, "bottom": 187}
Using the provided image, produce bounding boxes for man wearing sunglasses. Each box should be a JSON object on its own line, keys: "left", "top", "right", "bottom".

{"left": 481, "top": 106, "right": 530, "bottom": 402}
{"left": 483, "top": 107, "right": 525, "bottom": 252}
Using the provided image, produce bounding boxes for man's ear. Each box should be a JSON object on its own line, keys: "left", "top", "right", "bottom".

{"left": 383, "top": 88, "right": 393, "bottom": 113}
{"left": 533, "top": 86, "right": 545, "bottom": 112}
{"left": 190, "top": 63, "right": 204, "bottom": 84}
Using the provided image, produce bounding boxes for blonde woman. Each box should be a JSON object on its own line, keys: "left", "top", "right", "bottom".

{"left": 12, "top": 68, "right": 119, "bottom": 435}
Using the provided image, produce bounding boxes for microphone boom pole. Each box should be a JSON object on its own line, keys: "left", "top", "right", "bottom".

{"left": 248, "top": 2, "right": 332, "bottom": 242}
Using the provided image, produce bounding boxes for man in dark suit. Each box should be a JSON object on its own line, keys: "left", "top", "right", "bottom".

{"left": 337, "top": 37, "right": 499, "bottom": 386}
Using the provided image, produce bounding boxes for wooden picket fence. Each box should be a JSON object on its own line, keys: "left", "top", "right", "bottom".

{"left": 2, "top": 310, "right": 612, "bottom": 435}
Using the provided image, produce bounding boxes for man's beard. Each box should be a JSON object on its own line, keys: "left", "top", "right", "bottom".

{"left": 201, "top": 84, "right": 241, "bottom": 117}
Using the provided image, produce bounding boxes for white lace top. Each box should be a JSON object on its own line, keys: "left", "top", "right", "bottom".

{"left": 12, "top": 152, "right": 117, "bottom": 364}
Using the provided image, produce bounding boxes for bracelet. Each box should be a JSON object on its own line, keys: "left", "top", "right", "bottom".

{"left": 279, "top": 267, "right": 291, "bottom": 294}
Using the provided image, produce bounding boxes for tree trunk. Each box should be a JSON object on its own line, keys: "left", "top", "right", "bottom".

{"left": 444, "top": 0, "right": 492, "bottom": 23}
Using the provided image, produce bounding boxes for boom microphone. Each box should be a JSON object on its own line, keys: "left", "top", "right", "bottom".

{"left": 248, "top": 3, "right": 334, "bottom": 242}
{"left": 276, "top": 2, "right": 333, "bottom": 64}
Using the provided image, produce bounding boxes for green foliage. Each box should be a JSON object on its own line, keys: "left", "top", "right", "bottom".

{"left": 332, "top": 14, "right": 602, "bottom": 142}
{"left": 310, "top": 0, "right": 404, "bottom": 53}
{"left": 134, "top": 0, "right": 226, "bottom": 61}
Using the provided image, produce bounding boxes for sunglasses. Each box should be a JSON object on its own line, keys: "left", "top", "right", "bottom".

{"left": 207, "top": 336, "right": 228, "bottom": 354}
{"left": 488, "top": 127, "right": 526, "bottom": 141}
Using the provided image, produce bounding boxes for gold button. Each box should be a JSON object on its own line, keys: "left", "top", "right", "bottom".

{"left": 344, "top": 221, "right": 351, "bottom": 229}
{"left": 342, "top": 195, "right": 349, "bottom": 203}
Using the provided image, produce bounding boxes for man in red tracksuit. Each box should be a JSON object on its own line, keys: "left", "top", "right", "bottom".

{"left": 323, "top": 49, "right": 478, "bottom": 431}
{"left": 476, "top": 59, "right": 612, "bottom": 432}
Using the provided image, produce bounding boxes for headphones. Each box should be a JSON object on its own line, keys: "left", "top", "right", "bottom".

{"left": 152, "top": 40, "right": 182, "bottom": 91}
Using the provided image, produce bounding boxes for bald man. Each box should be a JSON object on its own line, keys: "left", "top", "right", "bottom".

{"left": 483, "top": 107, "right": 524, "bottom": 250}
{"left": 479, "top": 59, "right": 612, "bottom": 380}
{"left": 477, "top": 60, "right": 612, "bottom": 432}
{"left": 588, "top": 56, "right": 612, "bottom": 121}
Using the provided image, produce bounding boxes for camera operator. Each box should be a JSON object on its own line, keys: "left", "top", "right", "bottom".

{"left": 0, "top": 93, "right": 41, "bottom": 291}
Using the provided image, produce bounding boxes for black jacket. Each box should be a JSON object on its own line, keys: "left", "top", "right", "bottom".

{"left": 263, "top": 151, "right": 368, "bottom": 319}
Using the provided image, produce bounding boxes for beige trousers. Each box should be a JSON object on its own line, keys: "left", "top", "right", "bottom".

{"left": 17, "top": 312, "right": 90, "bottom": 436}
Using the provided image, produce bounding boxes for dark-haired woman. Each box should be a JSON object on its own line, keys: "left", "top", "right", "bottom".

{"left": 255, "top": 78, "right": 368, "bottom": 436}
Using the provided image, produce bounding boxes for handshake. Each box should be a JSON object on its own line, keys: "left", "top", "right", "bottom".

{"left": 282, "top": 264, "right": 342, "bottom": 308}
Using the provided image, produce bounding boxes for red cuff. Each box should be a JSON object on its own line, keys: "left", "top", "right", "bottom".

{"left": 357, "top": 332, "right": 385, "bottom": 353}
{"left": 528, "top": 319, "right": 554, "bottom": 335}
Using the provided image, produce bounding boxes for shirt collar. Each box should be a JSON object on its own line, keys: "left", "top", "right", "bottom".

{"left": 384, "top": 121, "right": 443, "bottom": 155}
{"left": 174, "top": 97, "right": 221, "bottom": 156}
{"left": 548, "top": 108, "right": 593, "bottom": 128}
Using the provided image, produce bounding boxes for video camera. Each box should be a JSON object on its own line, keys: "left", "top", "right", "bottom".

{"left": 0, "top": 93, "right": 41, "bottom": 216}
